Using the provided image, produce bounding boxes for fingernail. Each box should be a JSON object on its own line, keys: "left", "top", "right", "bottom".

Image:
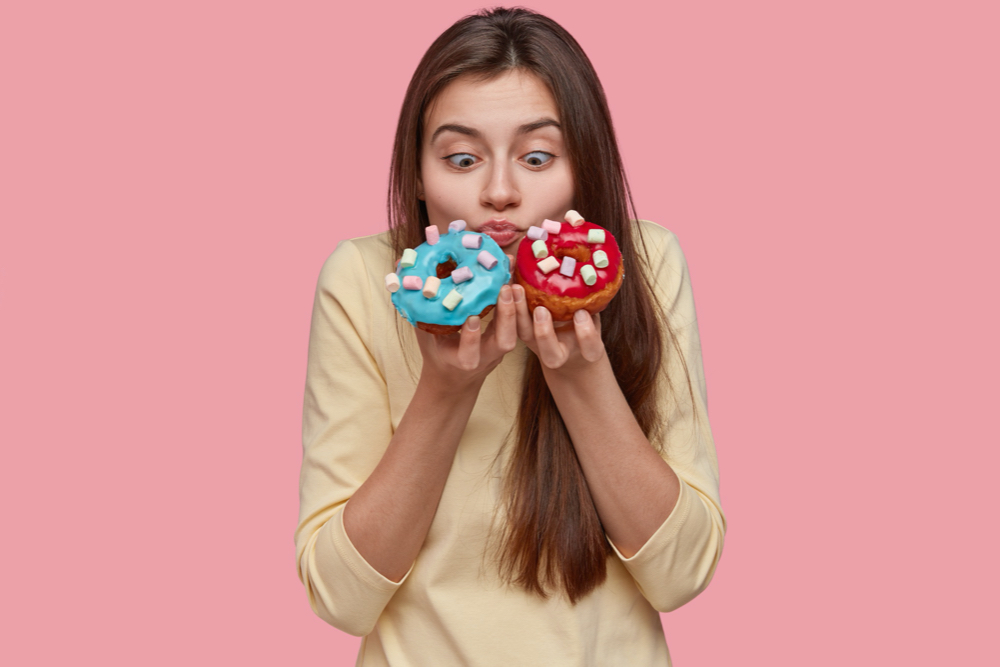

{"left": 534, "top": 306, "right": 548, "bottom": 322}
{"left": 574, "top": 309, "right": 588, "bottom": 323}
{"left": 500, "top": 285, "right": 512, "bottom": 303}
{"left": 513, "top": 285, "right": 524, "bottom": 303}
{"left": 467, "top": 316, "right": 480, "bottom": 332}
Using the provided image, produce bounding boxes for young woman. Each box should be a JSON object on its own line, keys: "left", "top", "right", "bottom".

{"left": 295, "top": 8, "right": 725, "bottom": 665}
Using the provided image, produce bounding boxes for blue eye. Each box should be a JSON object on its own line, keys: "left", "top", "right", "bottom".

{"left": 524, "top": 151, "right": 554, "bottom": 167}
{"left": 446, "top": 153, "right": 477, "bottom": 168}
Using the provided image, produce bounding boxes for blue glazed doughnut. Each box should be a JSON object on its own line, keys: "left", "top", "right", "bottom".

{"left": 390, "top": 229, "right": 511, "bottom": 332}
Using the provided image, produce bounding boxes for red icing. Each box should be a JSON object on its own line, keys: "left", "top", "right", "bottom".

{"left": 515, "top": 220, "right": 622, "bottom": 298}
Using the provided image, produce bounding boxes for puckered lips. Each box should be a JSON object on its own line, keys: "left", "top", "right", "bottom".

{"left": 477, "top": 219, "right": 520, "bottom": 247}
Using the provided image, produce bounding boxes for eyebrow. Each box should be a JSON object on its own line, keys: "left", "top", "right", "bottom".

{"left": 429, "top": 118, "right": 561, "bottom": 144}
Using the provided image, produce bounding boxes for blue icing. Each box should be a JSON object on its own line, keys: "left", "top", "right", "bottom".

{"left": 391, "top": 230, "right": 511, "bottom": 327}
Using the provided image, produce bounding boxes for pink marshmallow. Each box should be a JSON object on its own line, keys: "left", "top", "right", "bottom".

{"left": 477, "top": 251, "right": 498, "bottom": 270}
{"left": 448, "top": 220, "right": 467, "bottom": 233}
{"left": 425, "top": 225, "right": 440, "bottom": 245}
{"left": 402, "top": 275, "right": 423, "bottom": 290}
{"left": 451, "top": 266, "right": 473, "bottom": 283}
{"left": 542, "top": 219, "right": 562, "bottom": 235}
{"left": 462, "top": 234, "right": 482, "bottom": 249}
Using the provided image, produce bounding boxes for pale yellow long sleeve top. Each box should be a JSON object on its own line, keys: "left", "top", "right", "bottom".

{"left": 295, "top": 220, "right": 725, "bottom": 666}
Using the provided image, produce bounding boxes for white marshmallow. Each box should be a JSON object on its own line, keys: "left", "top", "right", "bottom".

{"left": 537, "top": 256, "right": 560, "bottom": 274}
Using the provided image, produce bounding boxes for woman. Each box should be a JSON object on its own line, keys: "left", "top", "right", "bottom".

{"left": 295, "top": 8, "right": 725, "bottom": 665}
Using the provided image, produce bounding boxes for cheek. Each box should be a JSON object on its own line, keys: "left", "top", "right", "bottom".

{"left": 421, "top": 173, "right": 476, "bottom": 227}
{"left": 424, "top": 172, "right": 467, "bottom": 207}
{"left": 540, "top": 165, "right": 576, "bottom": 206}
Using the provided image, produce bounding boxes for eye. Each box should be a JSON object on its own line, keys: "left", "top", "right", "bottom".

{"left": 445, "top": 153, "right": 478, "bottom": 169}
{"left": 523, "top": 151, "right": 554, "bottom": 167}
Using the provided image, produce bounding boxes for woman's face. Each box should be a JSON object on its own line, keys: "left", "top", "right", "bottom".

{"left": 419, "top": 69, "right": 575, "bottom": 254}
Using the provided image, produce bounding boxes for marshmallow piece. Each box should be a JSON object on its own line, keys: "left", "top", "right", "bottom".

{"left": 559, "top": 256, "right": 576, "bottom": 277}
{"left": 477, "top": 250, "right": 498, "bottom": 270}
{"left": 593, "top": 250, "right": 609, "bottom": 268}
{"left": 565, "top": 210, "right": 585, "bottom": 226}
{"left": 451, "top": 266, "right": 473, "bottom": 283}
{"left": 542, "top": 219, "right": 562, "bottom": 235}
{"left": 448, "top": 219, "right": 467, "bottom": 233}
{"left": 580, "top": 264, "right": 597, "bottom": 286}
{"left": 587, "top": 229, "right": 606, "bottom": 244}
{"left": 461, "top": 234, "right": 482, "bottom": 249}
{"left": 402, "top": 275, "right": 423, "bottom": 290}
{"left": 527, "top": 226, "right": 548, "bottom": 241}
{"left": 425, "top": 225, "right": 440, "bottom": 245}
{"left": 401, "top": 248, "right": 417, "bottom": 268}
{"left": 442, "top": 289, "right": 463, "bottom": 311}
{"left": 531, "top": 239, "right": 548, "bottom": 259}
{"left": 422, "top": 275, "right": 441, "bottom": 298}
{"left": 385, "top": 273, "right": 400, "bottom": 293}
{"left": 537, "top": 256, "right": 560, "bottom": 274}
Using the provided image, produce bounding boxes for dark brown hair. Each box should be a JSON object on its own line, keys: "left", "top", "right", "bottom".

{"left": 387, "top": 7, "right": 691, "bottom": 603}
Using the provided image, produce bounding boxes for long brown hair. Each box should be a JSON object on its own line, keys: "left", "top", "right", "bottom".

{"left": 387, "top": 7, "right": 691, "bottom": 603}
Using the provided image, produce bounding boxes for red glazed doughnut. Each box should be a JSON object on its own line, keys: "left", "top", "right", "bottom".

{"left": 514, "top": 218, "right": 624, "bottom": 321}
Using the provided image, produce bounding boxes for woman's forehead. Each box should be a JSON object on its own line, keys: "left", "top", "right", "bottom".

{"left": 423, "top": 70, "right": 560, "bottom": 143}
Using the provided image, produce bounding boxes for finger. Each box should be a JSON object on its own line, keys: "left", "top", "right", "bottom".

{"left": 456, "top": 315, "right": 482, "bottom": 370}
{"left": 532, "top": 306, "right": 566, "bottom": 368}
{"left": 512, "top": 284, "right": 535, "bottom": 344}
{"left": 573, "top": 309, "right": 605, "bottom": 362}
{"left": 489, "top": 285, "right": 517, "bottom": 354}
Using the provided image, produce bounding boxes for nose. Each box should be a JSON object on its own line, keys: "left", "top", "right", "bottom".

{"left": 480, "top": 161, "right": 521, "bottom": 211}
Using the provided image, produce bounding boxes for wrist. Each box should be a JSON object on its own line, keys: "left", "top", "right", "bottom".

{"left": 541, "top": 350, "right": 612, "bottom": 387}
{"left": 418, "top": 368, "right": 485, "bottom": 400}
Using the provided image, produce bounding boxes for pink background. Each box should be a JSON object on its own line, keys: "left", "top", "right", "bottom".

{"left": 2, "top": 1, "right": 997, "bottom": 664}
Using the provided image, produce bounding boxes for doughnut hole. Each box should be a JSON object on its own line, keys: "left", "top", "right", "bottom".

{"left": 552, "top": 243, "right": 592, "bottom": 264}
{"left": 436, "top": 258, "right": 457, "bottom": 279}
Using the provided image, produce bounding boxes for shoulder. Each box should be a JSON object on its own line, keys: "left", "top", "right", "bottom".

{"left": 634, "top": 218, "right": 674, "bottom": 243}
{"left": 310, "top": 232, "right": 397, "bottom": 347}
{"left": 319, "top": 230, "right": 393, "bottom": 282}
{"left": 323, "top": 231, "right": 392, "bottom": 271}
{"left": 632, "top": 219, "right": 686, "bottom": 273}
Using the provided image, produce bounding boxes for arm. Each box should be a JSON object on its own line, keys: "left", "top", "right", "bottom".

{"left": 342, "top": 349, "right": 487, "bottom": 584}
{"left": 295, "top": 240, "right": 517, "bottom": 635}
{"left": 538, "top": 349, "right": 681, "bottom": 559}
{"left": 513, "top": 223, "right": 725, "bottom": 612}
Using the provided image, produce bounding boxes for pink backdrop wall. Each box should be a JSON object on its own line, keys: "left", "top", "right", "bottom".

{"left": 2, "top": 1, "right": 997, "bottom": 664}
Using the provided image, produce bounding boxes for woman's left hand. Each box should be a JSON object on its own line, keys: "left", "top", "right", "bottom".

{"left": 512, "top": 283, "right": 606, "bottom": 373}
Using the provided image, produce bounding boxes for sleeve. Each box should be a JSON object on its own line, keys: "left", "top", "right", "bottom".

{"left": 605, "top": 224, "right": 727, "bottom": 613}
{"left": 293, "top": 238, "right": 414, "bottom": 637}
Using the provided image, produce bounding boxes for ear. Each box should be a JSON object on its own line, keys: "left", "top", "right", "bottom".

{"left": 416, "top": 175, "right": 425, "bottom": 201}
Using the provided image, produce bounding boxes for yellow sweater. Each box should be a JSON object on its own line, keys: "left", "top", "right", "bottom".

{"left": 295, "top": 220, "right": 725, "bottom": 666}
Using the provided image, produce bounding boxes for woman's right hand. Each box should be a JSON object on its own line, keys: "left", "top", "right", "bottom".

{"left": 414, "top": 283, "right": 518, "bottom": 393}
